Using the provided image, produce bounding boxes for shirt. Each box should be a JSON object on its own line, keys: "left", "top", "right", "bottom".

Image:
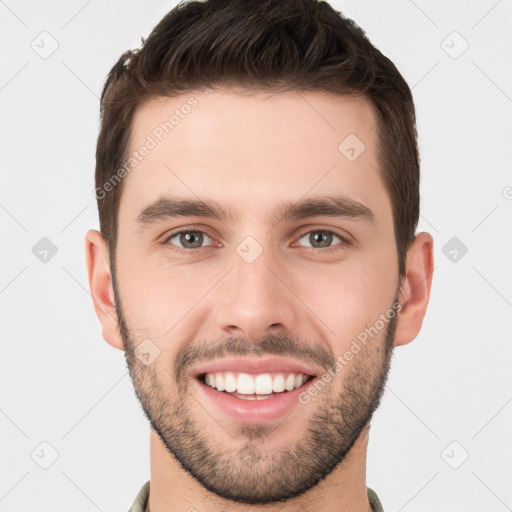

{"left": 128, "top": 480, "right": 385, "bottom": 511}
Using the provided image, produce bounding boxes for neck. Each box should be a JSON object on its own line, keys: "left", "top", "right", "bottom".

{"left": 146, "top": 424, "right": 373, "bottom": 512}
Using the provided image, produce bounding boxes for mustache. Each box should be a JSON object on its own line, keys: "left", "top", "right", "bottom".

{"left": 173, "top": 332, "right": 336, "bottom": 384}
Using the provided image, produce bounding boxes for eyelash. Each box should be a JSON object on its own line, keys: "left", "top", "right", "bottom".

{"left": 162, "top": 227, "right": 352, "bottom": 255}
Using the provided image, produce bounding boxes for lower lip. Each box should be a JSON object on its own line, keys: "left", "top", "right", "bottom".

{"left": 193, "top": 376, "right": 317, "bottom": 424}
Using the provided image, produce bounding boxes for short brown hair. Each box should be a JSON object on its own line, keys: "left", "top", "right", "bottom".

{"left": 95, "top": 0, "right": 420, "bottom": 277}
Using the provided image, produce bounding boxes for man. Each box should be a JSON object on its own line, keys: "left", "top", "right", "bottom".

{"left": 85, "top": 0, "right": 434, "bottom": 510}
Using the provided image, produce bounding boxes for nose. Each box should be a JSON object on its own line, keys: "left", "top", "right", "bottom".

{"left": 213, "top": 244, "right": 297, "bottom": 341}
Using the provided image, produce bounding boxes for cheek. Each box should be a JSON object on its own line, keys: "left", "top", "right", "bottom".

{"left": 293, "top": 257, "right": 398, "bottom": 354}
{"left": 116, "top": 256, "right": 214, "bottom": 339}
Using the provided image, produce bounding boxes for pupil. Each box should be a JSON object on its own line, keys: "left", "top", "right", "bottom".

{"left": 312, "top": 231, "right": 331, "bottom": 248}
{"left": 181, "top": 232, "right": 202, "bottom": 248}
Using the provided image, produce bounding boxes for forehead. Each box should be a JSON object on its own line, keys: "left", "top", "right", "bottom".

{"left": 119, "top": 88, "right": 390, "bottom": 227}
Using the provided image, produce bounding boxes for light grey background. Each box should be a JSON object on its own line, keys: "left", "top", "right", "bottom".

{"left": 1, "top": 1, "right": 511, "bottom": 511}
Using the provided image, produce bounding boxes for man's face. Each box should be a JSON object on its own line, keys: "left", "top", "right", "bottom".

{"left": 113, "top": 89, "right": 400, "bottom": 504}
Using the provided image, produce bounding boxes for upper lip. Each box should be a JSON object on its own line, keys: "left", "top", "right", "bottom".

{"left": 191, "top": 356, "right": 319, "bottom": 378}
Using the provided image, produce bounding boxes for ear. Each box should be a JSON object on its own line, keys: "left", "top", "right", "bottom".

{"left": 394, "top": 232, "right": 434, "bottom": 347}
{"left": 84, "top": 229, "right": 124, "bottom": 351}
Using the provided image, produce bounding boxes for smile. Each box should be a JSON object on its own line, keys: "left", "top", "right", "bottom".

{"left": 202, "top": 371, "right": 312, "bottom": 398}
{"left": 192, "top": 358, "right": 319, "bottom": 424}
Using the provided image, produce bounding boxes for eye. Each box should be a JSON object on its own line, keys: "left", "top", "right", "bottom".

{"left": 294, "top": 229, "right": 349, "bottom": 251}
{"left": 162, "top": 227, "right": 350, "bottom": 255}
{"left": 165, "top": 229, "right": 215, "bottom": 252}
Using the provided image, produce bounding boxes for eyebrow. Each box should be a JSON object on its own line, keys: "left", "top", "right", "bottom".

{"left": 135, "top": 195, "right": 376, "bottom": 229}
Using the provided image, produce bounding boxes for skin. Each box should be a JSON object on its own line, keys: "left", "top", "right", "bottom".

{"left": 85, "top": 88, "right": 434, "bottom": 512}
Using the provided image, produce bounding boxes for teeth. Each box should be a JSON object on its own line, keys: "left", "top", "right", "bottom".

{"left": 285, "top": 374, "right": 296, "bottom": 391}
{"left": 225, "top": 372, "right": 237, "bottom": 392}
{"left": 234, "top": 392, "right": 273, "bottom": 400}
{"left": 272, "top": 374, "right": 285, "bottom": 392}
{"left": 215, "top": 373, "right": 225, "bottom": 391}
{"left": 255, "top": 374, "right": 273, "bottom": 394}
{"left": 203, "top": 371, "right": 310, "bottom": 395}
{"left": 237, "top": 373, "right": 255, "bottom": 394}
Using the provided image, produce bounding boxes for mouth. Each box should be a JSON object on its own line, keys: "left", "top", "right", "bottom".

{"left": 191, "top": 357, "right": 319, "bottom": 424}
{"left": 198, "top": 371, "right": 314, "bottom": 399}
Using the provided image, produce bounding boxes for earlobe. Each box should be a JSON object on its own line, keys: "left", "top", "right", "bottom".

{"left": 394, "top": 232, "right": 434, "bottom": 347}
{"left": 84, "top": 229, "right": 125, "bottom": 351}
